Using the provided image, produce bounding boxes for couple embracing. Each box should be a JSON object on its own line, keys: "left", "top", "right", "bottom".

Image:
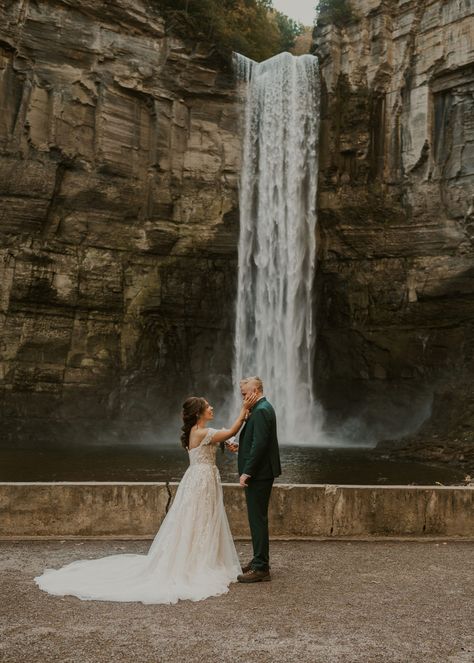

{"left": 34, "top": 376, "right": 281, "bottom": 604}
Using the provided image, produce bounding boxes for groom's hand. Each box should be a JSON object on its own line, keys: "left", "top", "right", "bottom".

{"left": 239, "top": 474, "right": 250, "bottom": 487}
{"left": 226, "top": 442, "right": 239, "bottom": 453}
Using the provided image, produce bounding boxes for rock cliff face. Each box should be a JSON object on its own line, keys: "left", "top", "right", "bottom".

{"left": 0, "top": 0, "right": 240, "bottom": 444}
{"left": 314, "top": 0, "right": 474, "bottom": 462}
{"left": 1, "top": 0, "right": 473, "bottom": 460}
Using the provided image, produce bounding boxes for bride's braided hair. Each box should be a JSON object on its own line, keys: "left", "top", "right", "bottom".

{"left": 181, "top": 397, "right": 207, "bottom": 449}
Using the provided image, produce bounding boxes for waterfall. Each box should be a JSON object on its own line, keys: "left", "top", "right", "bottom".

{"left": 232, "top": 51, "right": 322, "bottom": 445}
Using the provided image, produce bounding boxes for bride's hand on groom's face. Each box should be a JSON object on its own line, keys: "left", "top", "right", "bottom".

{"left": 243, "top": 392, "right": 258, "bottom": 410}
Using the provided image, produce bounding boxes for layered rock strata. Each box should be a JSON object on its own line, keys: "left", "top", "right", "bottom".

{"left": 0, "top": 0, "right": 240, "bottom": 444}
{"left": 1, "top": 0, "right": 473, "bottom": 462}
{"left": 313, "top": 0, "right": 474, "bottom": 459}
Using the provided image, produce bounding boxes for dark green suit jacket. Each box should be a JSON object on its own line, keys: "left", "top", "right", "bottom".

{"left": 238, "top": 397, "right": 281, "bottom": 480}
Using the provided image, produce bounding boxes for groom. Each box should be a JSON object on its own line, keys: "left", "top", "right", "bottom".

{"left": 234, "top": 376, "right": 281, "bottom": 583}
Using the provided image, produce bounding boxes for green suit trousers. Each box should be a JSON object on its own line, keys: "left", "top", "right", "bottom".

{"left": 245, "top": 477, "right": 274, "bottom": 571}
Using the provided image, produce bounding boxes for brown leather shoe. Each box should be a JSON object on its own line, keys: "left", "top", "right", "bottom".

{"left": 237, "top": 569, "right": 271, "bottom": 583}
{"left": 241, "top": 562, "right": 272, "bottom": 574}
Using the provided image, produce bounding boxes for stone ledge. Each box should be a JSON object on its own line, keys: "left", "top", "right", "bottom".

{"left": 1, "top": 482, "right": 472, "bottom": 539}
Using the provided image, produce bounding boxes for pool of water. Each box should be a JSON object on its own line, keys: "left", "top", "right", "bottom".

{"left": 0, "top": 445, "right": 465, "bottom": 485}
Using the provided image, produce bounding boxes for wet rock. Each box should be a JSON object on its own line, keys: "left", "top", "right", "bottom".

{"left": 0, "top": 0, "right": 240, "bottom": 443}
{"left": 313, "top": 0, "right": 474, "bottom": 455}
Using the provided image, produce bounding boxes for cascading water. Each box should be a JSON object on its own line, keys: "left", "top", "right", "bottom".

{"left": 232, "top": 51, "right": 323, "bottom": 445}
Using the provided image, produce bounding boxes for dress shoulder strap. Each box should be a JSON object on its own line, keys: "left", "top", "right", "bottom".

{"left": 201, "top": 427, "right": 217, "bottom": 446}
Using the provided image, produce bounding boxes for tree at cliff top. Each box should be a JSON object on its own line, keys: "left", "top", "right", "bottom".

{"left": 274, "top": 12, "right": 305, "bottom": 52}
{"left": 292, "top": 27, "right": 314, "bottom": 56}
{"left": 154, "top": 0, "right": 304, "bottom": 61}
{"left": 316, "top": 0, "right": 356, "bottom": 26}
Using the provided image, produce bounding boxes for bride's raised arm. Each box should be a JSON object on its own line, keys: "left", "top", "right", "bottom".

{"left": 210, "top": 393, "right": 258, "bottom": 445}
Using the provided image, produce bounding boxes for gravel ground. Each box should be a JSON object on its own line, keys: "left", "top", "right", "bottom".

{"left": 1, "top": 540, "right": 473, "bottom": 663}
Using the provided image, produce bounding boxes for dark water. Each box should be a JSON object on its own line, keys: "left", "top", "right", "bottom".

{"left": 0, "top": 445, "right": 465, "bottom": 485}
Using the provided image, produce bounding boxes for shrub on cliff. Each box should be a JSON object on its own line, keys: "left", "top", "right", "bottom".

{"left": 275, "top": 12, "right": 305, "bottom": 52}
{"left": 316, "top": 0, "right": 356, "bottom": 26}
{"left": 153, "top": 0, "right": 305, "bottom": 62}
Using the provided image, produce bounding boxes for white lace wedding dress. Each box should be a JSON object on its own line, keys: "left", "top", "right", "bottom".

{"left": 34, "top": 428, "right": 241, "bottom": 604}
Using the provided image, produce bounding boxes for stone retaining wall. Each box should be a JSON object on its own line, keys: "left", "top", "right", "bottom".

{"left": 1, "top": 483, "right": 473, "bottom": 539}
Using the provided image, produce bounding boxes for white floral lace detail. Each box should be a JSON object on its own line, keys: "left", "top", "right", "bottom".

{"left": 188, "top": 427, "right": 217, "bottom": 467}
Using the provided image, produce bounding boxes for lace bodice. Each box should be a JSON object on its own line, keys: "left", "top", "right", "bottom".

{"left": 188, "top": 427, "right": 217, "bottom": 467}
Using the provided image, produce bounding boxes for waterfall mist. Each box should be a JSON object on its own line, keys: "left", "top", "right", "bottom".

{"left": 232, "top": 52, "right": 324, "bottom": 445}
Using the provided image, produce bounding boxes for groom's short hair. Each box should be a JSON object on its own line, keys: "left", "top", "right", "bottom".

{"left": 240, "top": 376, "right": 263, "bottom": 393}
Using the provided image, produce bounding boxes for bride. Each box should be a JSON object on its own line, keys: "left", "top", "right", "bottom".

{"left": 34, "top": 393, "right": 258, "bottom": 604}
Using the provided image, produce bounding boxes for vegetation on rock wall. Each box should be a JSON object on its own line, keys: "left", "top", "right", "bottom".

{"left": 153, "top": 0, "right": 305, "bottom": 62}
{"left": 316, "top": 0, "right": 356, "bottom": 26}
{"left": 275, "top": 11, "right": 306, "bottom": 52}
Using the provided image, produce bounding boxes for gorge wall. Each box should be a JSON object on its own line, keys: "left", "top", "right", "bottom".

{"left": 0, "top": 0, "right": 240, "bottom": 444}
{"left": 0, "top": 0, "right": 472, "bottom": 461}
{"left": 314, "top": 0, "right": 474, "bottom": 463}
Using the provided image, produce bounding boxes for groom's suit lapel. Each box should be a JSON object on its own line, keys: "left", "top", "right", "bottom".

{"left": 239, "top": 397, "right": 268, "bottom": 447}
{"left": 240, "top": 415, "right": 251, "bottom": 441}
{"left": 252, "top": 397, "right": 267, "bottom": 418}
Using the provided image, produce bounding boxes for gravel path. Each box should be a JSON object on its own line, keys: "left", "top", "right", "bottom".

{"left": 1, "top": 540, "right": 473, "bottom": 663}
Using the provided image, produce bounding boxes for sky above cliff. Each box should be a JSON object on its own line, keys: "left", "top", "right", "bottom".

{"left": 272, "top": 0, "right": 316, "bottom": 26}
